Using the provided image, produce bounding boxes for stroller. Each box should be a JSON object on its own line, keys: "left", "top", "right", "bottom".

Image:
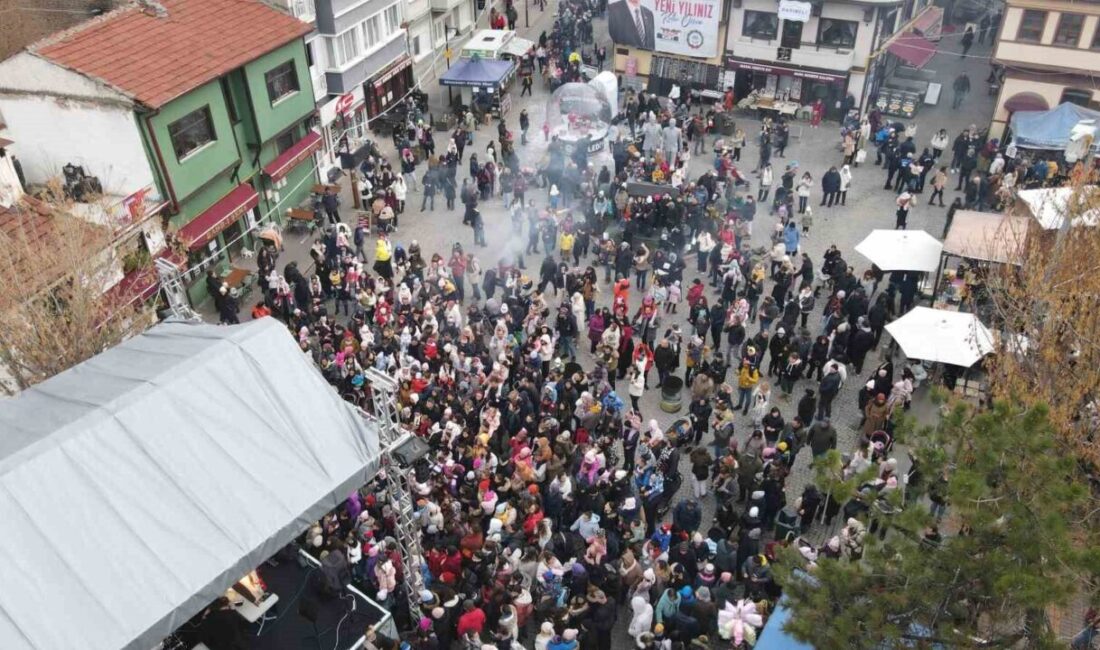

{"left": 868, "top": 429, "right": 894, "bottom": 462}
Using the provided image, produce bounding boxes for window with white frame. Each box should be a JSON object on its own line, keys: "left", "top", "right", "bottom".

{"left": 364, "top": 15, "right": 382, "bottom": 48}
{"left": 385, "top": 5, "right": 401, "bottom": 33}
{"left": 326, "top": 28, "right": 362, "bottom": 68}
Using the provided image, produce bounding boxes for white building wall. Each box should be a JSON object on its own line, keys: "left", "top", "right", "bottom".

{"left": 727, "top": 0, "right": 876, "bottom": 72}
{"left": 0, "top": 54, "right": 160, "bottom": 203}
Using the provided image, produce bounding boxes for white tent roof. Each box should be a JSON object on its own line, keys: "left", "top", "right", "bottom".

{"left": 854, "top": 229, "right": 943, "bottom": 273}
{"left": 0, "top": 318, "right": 381, "bottom": 650}
{"left": 1016, "top": 185, "right": 1100, "bottom": 230}
{"left": 885, "top": 306, "right": 995, "bottom": 366}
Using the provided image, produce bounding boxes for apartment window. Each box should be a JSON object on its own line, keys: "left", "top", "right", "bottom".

{"left": 364, "top": 15, "right": 382, "bottom": 48}
{"left": 781, "top": 19, "right": 803, "bottom": 49}
{"left": 1054, "top": 13, "right": 1084, "bottom": 46}
{"left": 1061, "top": 88, "right": 1095, "bottom": 108}
{"left": 275, "top": 129, "right": 297, "bottom": 154}
{"left": 1016, "top": 10, "right": 1046, "bottom": 43}
{"left": 167, "top": 106, "right": 215, "bottom": 161}
{"left": 743, "top": 11, "right": 778, "bottom": 40}
{"left": 411, "top": 34, "right": 422, "bottom": 56}
{"left": 817, "top": 18, "right": 857, "bottom": 48}
{"left": 305, "top": 41, "right": 314, "bottom": 67}
{"left": 384, "top": 5, "right": 401, "bottom": 34}
{"left": 265, "top": 61, "right": 299, "bottom": 103}
{"left": 327, "top": 28, "right": 362, "bottom": 67}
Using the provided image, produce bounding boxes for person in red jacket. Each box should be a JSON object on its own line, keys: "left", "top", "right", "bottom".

{"left": 455, "top": 600, "right": 486, "bottom": 638}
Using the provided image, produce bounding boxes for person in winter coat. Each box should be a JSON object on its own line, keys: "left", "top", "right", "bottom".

{"left": 838, "top": 164, "right": 853, "bottom": 205}
{"left": 847, "top": 318, "right": 876, "bottom": 373}
{"left": 653, "top": 587, "right": 681, "bottom": 625}
{"left": 628, "top": 596, "right": 654, "bottom": 642}
{"left": 758, "top": 163, "right": 773, "bottom": 201}
{"left": 808, "top": 418, "right": 837, "bottom": 458}
{"left": 783, "top": 221, "right": 800, "bottom": 256}
{"left": 820, "top": 166, "right": 841, "bottom": 207}
{"left": 796, "top": 172, "right": 813, "bottom": 214}
{"left": 862, "top": 393, "right": 892, "bottom": 436}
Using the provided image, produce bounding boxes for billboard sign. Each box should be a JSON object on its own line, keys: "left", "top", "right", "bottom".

{"left": 608, "top": 0, "right": 721, "bottom": 58}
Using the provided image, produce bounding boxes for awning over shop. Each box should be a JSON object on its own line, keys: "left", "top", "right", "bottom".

{"left": 911, "top": 5, "right": 944, "bottom": 41}
{"left": 263, "top": 130, "right": 322, "bottom": 182}
{"left": 104, "top": 248, "right": 185, "bottom": 307}
{"left": 943, "top": 210, "right": 1029, "bottom": 265}
{"left": 1003, "top": 91, "right": 1049, "bottom": 114}
{"left": 439, "top": 57, "right": 516, "bottom": 88}
{"left": 0, "top": 318, "right": 382, "bottom": 650}
{"left": 502, "top": 35, "right": 535, "bottom": 57}
{"left": 887, "top": 32, "right": 938, "bottom": 69}
{"left": 177, "top": 182, "right": 259, "bottom": 251}
{"left": 1009, "top": 102, "right": 1100, "bottom": 150}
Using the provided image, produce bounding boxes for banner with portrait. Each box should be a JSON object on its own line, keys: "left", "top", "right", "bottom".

{"left": 607, "top": 0, "right": 721, "bottom": 58}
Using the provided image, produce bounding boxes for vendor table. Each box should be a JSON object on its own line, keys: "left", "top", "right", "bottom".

{"left": 748, "top": 99, "right": 798, "bottom": 117}
{"left": 222, "top": 267, "right": 251, "bottom": 290}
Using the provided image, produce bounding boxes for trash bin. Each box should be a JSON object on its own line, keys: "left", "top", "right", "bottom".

{"left": 660, "top": 376, "right": 684, "bottom": 413}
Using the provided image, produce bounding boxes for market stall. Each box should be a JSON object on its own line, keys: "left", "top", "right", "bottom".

{"left": 855, "top": 229, "right": 943, "bottom": 273}
{"left": 460, "top": 29, "right": 534, "bottom": 61}
{"left": 0, "top": 318, "right": 383, "bottom": 650}
{"left": 933, "top": 210, "right": 1028, "bottom": 310}
{"left": 1008, "top": 102, "right": 1100, "bottom": 153}
{"left": 886, "top": 306, "right": 995, "bottom": 368}
{"left": 1016, "top": 185, "right": 1100, "bottom": 230}
{"left": 439, "top": 57, "right": 517, "bottom": 117}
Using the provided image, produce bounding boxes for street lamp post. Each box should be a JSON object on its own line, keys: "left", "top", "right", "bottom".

{"left": 444, "top": 26, "right": 458, "bottom": 106}
{"left": 525, "top": 0, "right": 529, "bottom": 28}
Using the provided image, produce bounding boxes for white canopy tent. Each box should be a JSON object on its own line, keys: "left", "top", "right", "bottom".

{"left": 854, "top": 229, "right": 943, "bottom": 273}
{"left": 885, "top": 306, "right": 995, "bottom": 367}
{"left": 0, "top": 318, "right": 381, "bottom": 650}
{"left": 1016, "top": 185, "right": 1100, "bottom": 230}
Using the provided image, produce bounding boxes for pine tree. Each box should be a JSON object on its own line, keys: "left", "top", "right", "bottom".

{"left": 775, "top": 400, "right": 1100, "bottom": 648}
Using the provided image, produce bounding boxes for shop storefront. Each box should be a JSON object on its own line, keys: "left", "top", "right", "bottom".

{"left": 646, "top": 55, "right": 723, "bottom": 97}
{"left": 366, "top": 55, "right": 414, "bottom": 119}
{"left": 319, "top": 85, "right": 369, "bottom": 173}
{"left": 178, "top": 181, "right": 260, "bottom": 304}
{"left": 724, "top": 56, "right": 849, "bottom": 120}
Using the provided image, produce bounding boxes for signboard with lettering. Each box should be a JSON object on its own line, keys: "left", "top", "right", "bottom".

{"left": 607, "top": 0, "right": 721, "bottom": 58}
{"left": 777, "top": 0, "right": 812, "bottom": 23}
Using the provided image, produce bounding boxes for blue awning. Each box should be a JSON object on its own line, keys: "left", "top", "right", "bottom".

{"left": 1010, "top": 102, "right": 1100, "bottom": 151}
{"left": 439, "top": 57, "right": 516, "bottom": 88}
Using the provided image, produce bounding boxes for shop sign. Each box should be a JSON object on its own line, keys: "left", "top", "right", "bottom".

{"left": 335, "top": 93, "right": 354, "bottom": 115}
{"left": 373, "top": 56, "right": 412, "bottom": 89}
{"left": 725, "top": 57, "right": 847, "bottom": 84}
{"left": 777, "top": 0, "right": 812, "bottom": 23}
{"left": 320, "top": 85, "right": 365, "bottom": 125}
{"left": 625, "top": 56, "right": 638, "bottom": 75}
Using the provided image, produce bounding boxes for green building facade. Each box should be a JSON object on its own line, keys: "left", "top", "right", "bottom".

{"left": 137, "top": 40, "right": 320, "bottom": 305}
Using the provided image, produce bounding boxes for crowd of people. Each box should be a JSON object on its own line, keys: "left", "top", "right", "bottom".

{"left": 222, "top": 4, "right": 1059, "bottom": 650}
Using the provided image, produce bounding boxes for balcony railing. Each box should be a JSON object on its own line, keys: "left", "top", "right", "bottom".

{"left": 290, "top": 0, "right": 316, "bottom": 22}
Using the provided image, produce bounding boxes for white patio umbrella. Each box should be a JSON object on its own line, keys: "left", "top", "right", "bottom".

{"left": 885, "top": 306, "right": 995, "bottom": 367}
{"left": 854, "top": 229, "right": 944, "bottom": 273}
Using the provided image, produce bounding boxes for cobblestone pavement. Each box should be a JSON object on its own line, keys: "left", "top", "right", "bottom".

{"left": 201, "top": 4, "right": 1063, "bottom": 644}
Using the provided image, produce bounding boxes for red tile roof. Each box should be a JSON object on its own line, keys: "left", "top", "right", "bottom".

{"left": 33, "top": 0, "right": 312, "bottom": 109}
